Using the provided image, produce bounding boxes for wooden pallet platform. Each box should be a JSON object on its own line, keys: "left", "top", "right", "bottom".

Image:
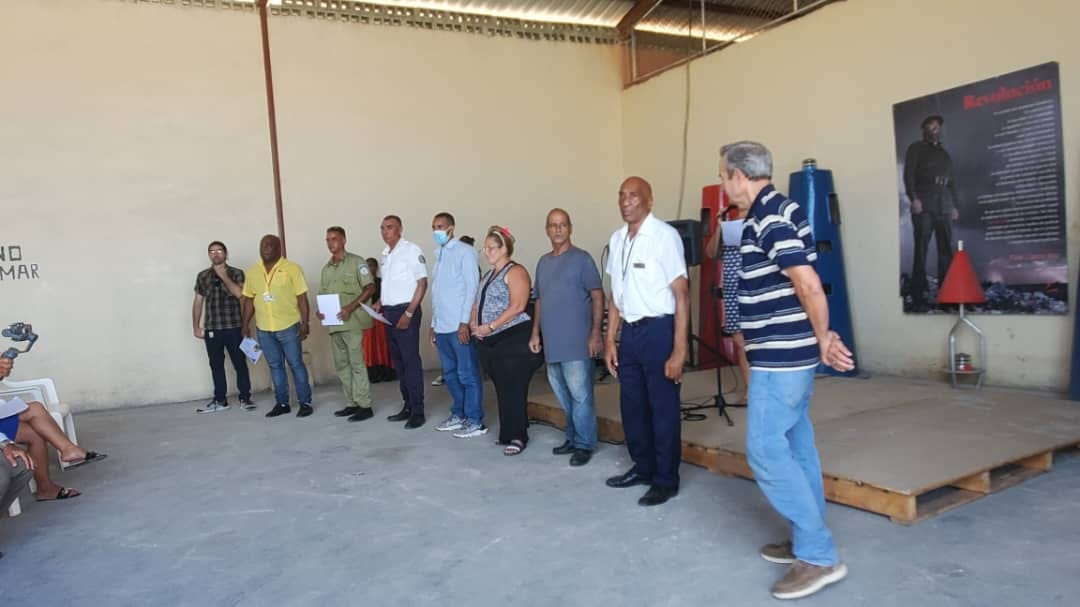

{"left": 527, "top": 372, "right": 1080, "bottom": 524}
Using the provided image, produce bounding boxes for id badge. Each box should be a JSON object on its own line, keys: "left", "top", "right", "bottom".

{"left": 263, "top": 292, "right": 274, "bottom": 302}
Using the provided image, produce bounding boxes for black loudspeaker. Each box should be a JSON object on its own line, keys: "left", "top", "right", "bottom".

{"left": 668, "top": 219, "right": 703, "bottom": 267}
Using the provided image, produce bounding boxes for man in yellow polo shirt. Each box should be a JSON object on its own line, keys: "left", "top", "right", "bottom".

{"left": 242, "top": 234, "right": 314, "bottom": 418}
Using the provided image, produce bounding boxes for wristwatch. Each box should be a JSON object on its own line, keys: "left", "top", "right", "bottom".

{"left": 488, "top": 322, "right": 496, "bottom": 332}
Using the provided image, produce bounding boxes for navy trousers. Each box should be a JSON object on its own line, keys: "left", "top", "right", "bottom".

{"left": 383, "top": 305, "right": 425, "bottom": 414}
{"left": 618, "top": 315, "right": 682, "bottom": 489}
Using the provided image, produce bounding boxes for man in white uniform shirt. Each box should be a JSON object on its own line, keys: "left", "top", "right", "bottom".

{"left": 603, "top": 176, "right": 690, "bottom": 507}
{"left": 375, "top": 215, "right": 429, "bottom": 429}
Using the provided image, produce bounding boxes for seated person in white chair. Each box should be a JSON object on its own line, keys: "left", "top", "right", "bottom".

{"left": 0, "top": 357, "right": 105, "bottom": 501}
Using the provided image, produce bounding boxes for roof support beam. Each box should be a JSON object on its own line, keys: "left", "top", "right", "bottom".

{"left": 616, "top": 0, "right": 664, "bottom": 39}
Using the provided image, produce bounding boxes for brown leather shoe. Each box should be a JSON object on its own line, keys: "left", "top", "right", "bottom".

{"left": 771, "top": 560, "right": 848, "bottom": 600}
{"left": 759, "top": 540, "right": 796, "bottom": 564}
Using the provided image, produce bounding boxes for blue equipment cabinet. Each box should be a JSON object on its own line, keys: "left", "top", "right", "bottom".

{"left": 789, "top": 159, "right": 858, "bottom": 377}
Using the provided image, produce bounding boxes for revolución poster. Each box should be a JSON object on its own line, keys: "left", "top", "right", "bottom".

{"left": 893, "top": 62, "right": 1066, "bottom": 314}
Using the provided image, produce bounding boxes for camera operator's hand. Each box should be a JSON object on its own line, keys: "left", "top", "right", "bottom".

{"left": 0, "top": 357, "right": 11, "bottom": 380}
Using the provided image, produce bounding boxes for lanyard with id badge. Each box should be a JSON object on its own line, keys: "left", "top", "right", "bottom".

{"left": 619, "top": 232, "right": 644, "bottom": 311}
{"left": 263, "top": 263, "right": 282, "bottom": 303}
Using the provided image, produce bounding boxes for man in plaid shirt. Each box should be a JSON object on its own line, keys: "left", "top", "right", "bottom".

{"left": 193, "top": 240, "right": 254, "bottom": 413}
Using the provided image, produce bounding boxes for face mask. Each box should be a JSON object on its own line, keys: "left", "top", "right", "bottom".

{"left": 433, "top": 230, "right": 450, "bottom": 246}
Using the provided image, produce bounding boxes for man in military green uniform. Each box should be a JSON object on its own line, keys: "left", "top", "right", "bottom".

{"left": 319, "top": 226, "right": 378, "bottom": 422}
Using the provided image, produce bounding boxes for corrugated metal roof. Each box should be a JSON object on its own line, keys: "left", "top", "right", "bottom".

{"left": 229, "top": 0, "right": 814, "bottom": 42}
{"left": 341, "top": 0, "right": 799, "bottom": 41}
{"left": 374, "top": 1, "right": 633, "bottom": 26}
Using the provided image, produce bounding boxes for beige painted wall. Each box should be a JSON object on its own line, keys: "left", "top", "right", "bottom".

{"left": 1, "top": 0, "right": 625, "bottom": 410}
{"left": 8, "top": 0, "right": 1070, "bottom": 411}
{"left": 1, "top": 1, "right": 277, "bottom": 410}
{"left": 267, "top": 16, "right": 626, "bottom": 383}
{"left": 621, "top": 0, "right": 1078, "bottom": 390}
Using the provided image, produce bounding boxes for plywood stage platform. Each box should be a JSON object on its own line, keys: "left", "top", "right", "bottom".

{"left": 528, "top": 371, "right": 1080, "bottom": 523}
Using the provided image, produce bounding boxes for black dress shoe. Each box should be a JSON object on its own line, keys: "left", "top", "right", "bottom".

{"left": 387, "top": 407, "right": 411, "bottom": 422}
{"left": 265, "top": 404, "right": 291, "bottom": 418}
{"left": 296, "top": 404, "right": 314, "bottom": 418}
{"left": 348, "top": 407, "right": 374, "bottom": 422}
{"left": 569, "top": 449, "right": 592, "bottom": 467}
{"left": 404, "top": 413, "right": 426, "bottom": 429}
{"left": 334, "top": 406, "right": 361, "bottom": 417}
{"left": 638, "top": 485, "right": 678, "bottom": 507}
{"left": 606, "top": 469, "right": 652, "bottom": 488}
{"left": 552, "top": 440, "right": 575, "bottom": 455}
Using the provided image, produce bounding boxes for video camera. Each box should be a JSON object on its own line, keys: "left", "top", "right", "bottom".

{"left": 2, "top": 322, "right": 38, "bottom": 360}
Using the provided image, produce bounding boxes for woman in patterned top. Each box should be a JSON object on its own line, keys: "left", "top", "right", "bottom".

{"left": 706, "top": 204, "right": 751, "bottom": 403}
{"left": 470, "top": 226, "right": 541, "bottom": 456}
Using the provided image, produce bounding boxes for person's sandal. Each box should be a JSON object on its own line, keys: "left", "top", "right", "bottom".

{"left": 36, "top": 486, "right": 81, "bottom": 502}
{"left": 503, "top": 439, "right": 525, "bottom": 456}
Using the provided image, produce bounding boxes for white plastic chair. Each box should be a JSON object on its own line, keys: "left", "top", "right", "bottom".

{"left": 0, "top": 377, "right": 78, "bottom": 467}
{"left": 6, "top": 478, "right": 35, "bottom": 518}
{"left": 2, "top": 377, "right": 71, "bottom": 517}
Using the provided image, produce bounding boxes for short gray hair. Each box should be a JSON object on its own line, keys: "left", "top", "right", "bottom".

{"left": 719, "top": 141, "right": 772, "bottom": 180}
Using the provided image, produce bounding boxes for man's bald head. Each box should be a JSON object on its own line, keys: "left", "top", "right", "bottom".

{"left": 621, "top": 176, "right": 653, "bottom": 201}
{"left": 547, "top": 208, "right": 571, "bottom": 226}
{"left": 618, "top": 176, "right": 654, "bottom": 227}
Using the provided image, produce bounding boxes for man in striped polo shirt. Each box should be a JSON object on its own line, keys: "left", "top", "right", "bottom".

{"left": 719, "top": 141, "right": 855, "bottom": 601}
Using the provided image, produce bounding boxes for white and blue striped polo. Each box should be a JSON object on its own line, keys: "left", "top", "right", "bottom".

{"left": 738, "top": 184, "right": 820, "bottom": 370}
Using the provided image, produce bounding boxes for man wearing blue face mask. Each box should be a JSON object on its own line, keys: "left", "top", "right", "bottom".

{"left": 429, "top": 212, "right": 487, "bottom": 438}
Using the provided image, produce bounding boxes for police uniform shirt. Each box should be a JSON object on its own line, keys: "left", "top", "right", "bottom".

{"left": 380, "top": 238, "right": 428, "bottom": 306}
{"left": 605, "top": 212, "right": 688, "bottom": 323}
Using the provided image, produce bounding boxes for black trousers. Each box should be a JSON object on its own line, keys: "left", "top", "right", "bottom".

{"left": 204, "top": 327, "right": 251, "bottom": 402}
{"left": 910, "top": 209, "right": 953, "bottom": 305}
{"left": 477, "top": 322, "right": 541, "bottom": 445}
{"left": 383, "top": 305, "right": 425, "bottom": 414}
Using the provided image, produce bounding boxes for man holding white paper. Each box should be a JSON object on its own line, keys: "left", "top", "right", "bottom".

{"left": 318, "top": 226, "right": 377, "bottom": 422}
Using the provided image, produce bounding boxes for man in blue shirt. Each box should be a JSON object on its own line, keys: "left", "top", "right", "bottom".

{"left": 719, "top": 141, "right": 854, "bottom": 600}
{"left": 529, "top": 209, "right": 604, "bottom": 466}
{"left": 429, "top": 212, "right": 487, "bottom": 438}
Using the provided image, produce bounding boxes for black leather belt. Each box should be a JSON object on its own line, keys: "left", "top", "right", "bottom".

{"left": 624, "top": 315, "right": 670, "bottom": 328}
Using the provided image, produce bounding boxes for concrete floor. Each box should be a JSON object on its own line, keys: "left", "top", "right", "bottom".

{"left": 2, "top": 372, "right": 1079, "bottom": 606}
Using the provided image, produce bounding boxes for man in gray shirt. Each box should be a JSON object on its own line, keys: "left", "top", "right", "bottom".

{"left": 529, "top": 208, "right": 604, "bottom": 466}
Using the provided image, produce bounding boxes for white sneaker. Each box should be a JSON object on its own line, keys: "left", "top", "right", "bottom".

{"left": 196, "top": 400, "right": 230, "bottom": 414}
{"left": 435, "top": 414, "right": 465, "bottom": 432}
{"left": 431, "top": 375, "right": 444, "bottom": 386}
{"left": 453, "top": 422, "right": 488, "bottom": 438}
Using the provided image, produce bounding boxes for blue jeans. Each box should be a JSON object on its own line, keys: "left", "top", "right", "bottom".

{"left": 746, "top": 367, "right": 837, "bottom": 566}
{"left": 435, "top": 332, "right": 484, "bottom": 425}
{"left": 257, "top": 323, "right": 312, "bottom": 406}
{"left": 546, "top": 359, "right": 597, "bottom": 451}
